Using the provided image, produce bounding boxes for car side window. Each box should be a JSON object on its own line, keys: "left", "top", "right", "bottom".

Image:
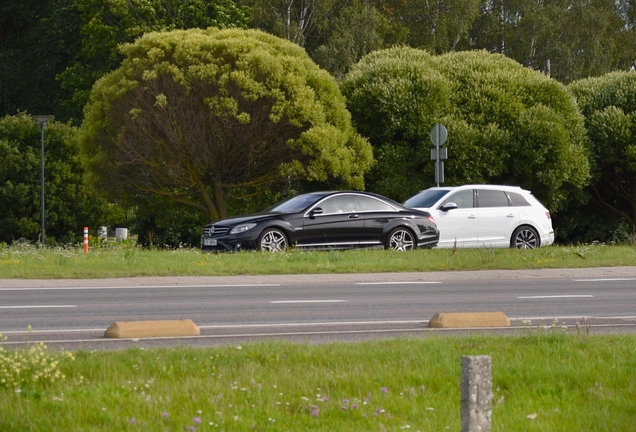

{"left": 319, "top": 196, "right": 358, "bottom": 214}
{"left": 507, "top": 192, "right": 532, "bottom": 207}
{"left": 358, "top": 196, "right": 395, "bottom": 212}
{"left": 441, "top": 189, "right": 474, "bottom": 209}
{"left": 476, "top": 189, "right": 510, "bottom": 208}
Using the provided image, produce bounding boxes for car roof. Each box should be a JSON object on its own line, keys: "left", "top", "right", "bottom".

{"left": 309, "top": 190, "right": 406, "bottom": 209}
{"left": 421, "top": 184, "right": 529, "bottom": 193}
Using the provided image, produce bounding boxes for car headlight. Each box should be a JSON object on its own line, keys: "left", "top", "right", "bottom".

{"left": 230, "top": 223, "right": 257, "bottom": 234}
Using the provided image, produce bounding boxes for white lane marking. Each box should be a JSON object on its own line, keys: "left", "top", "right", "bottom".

{"left": 0, "top": 305, "right": 77, "bottom": 309}
{"left": 573, "top": 278, "right": 636, "bottom": 282}
{"left": 356, "top": 281, "right": 441, "bottom": 285}
{"left": 517, "top": 295, "right": 594, "bottom": 299}
{"left": 511, "top": 315, "right": 636, "bottom": 320}
{"left": 0, "top": 284, "right": 280, "bottom": 291}
{"left": 270, "top": 300, "right": 348, "bottom": 304}
{"left": 3, "top": 316, "right": 635, "bottom": 335}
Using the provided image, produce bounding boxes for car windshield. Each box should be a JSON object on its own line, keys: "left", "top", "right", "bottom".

{"left": 267, "top": 193, "right": 324, "bottom": 213}
{"left": 404, "top": 189, "right": 452, "bottom": 208}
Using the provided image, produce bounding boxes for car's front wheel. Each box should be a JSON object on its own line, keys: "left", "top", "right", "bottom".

{"left": 386, "top": 228, "right": 416, "bottom": 251}
{"left": 258, "top": 229, "right": 288, "bottom": 252}
{"left": 511, "top": 226, "right": 539, "bottom": 249}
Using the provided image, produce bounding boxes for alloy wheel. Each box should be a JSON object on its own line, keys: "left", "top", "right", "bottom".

{"left": 259, "top": 230, "right": 288, "bottom": 252}
{"left": 514, "top": 228, "right": 538, "bottom": 249}
{"left": 388, "top": 229, "right": 415, "bottom": 251}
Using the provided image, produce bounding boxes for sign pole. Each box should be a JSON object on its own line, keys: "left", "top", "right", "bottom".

{"left": 430, "top": 124, "right": 448, "bottom": 187}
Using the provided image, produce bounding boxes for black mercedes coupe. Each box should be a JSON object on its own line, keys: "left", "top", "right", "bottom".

{"left": 201, "top": 191, "right": 439, "bottom": 252}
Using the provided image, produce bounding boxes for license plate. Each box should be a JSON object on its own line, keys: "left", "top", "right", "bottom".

{"left": 203, "top": 238, "right": 217, "bottom": 246}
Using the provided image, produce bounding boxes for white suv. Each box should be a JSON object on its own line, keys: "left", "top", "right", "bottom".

{"left": 404, "top": 185, "right": 554, "bottom": 249}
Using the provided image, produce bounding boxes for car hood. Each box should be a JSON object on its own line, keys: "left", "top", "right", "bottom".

{"left": 206, "top": 213, "right": 276, "bottom": 227}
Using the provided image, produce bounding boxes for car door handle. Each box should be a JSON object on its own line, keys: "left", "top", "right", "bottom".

{"left": 348, "top": 214, "right": 359, "bottom": 219}
{"left": 468, "top": 215, "right": 476, "bottom": 219}
{"left": 507, "top": 213, "right": 515, "bottom": 218}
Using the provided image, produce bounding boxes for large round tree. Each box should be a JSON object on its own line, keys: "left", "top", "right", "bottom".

{"left": 80, "top": 28, "right": 373, "bottom": 222}
{"left": 340, "top": 47, "right": 589, "bottom": 210}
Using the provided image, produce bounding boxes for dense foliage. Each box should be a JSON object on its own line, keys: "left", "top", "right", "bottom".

{"left": 240, "top": 0, "right": 636, "bottom": 80}
{"left": 3, "top": 0, "right": 636, "bottom": 245}
{"left": 80, "top": 28, "right": 373, "bottom": 227}
{"left": 0, "top": 0, "right": 81, "bottom": 121}
{"left": 4, "top": 0, "right": 635, "bottom": 124}
{"left": 58, "top": 0, "right": 251, "bottom": 123}
{"left": 568, "top": 71, "right": 636, "bottom": 240}
{"left": 0, "top": 113, "right": 116, "bottom": 245}
{"left": 340, "top": 48, "right": 589, "bottom": 211}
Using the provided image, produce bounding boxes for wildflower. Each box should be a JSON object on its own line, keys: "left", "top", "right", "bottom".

{"left": 129, "top": 418, "right": 135, "bottom": 424}
{"left": 323, "top": 396, "right": 329, "bottom": 402}
{"left": 351, "top": 404, "right": 358, "bottom": 409}
{"left": 381, "top": 387, "right": 388, "bottom": 393}
{"left": 311, "top": 409, "right": 319, "bottom": 417}
{"left": 341, "top": 405, "right": 347, "bottom": 411}
{"left": 527, "top": 413, "right": 537, "bottom": 420}
{"left": 343, "top": 398, "right": 349, "bottom": 404}
{"left": 162, "top": 412, "right": 169, "bottom": 419}
{"left": 194, "top": 417, "right": 201, "bottom": 424}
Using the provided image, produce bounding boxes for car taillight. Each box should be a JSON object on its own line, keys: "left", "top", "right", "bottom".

{"left": 545, "top": 211, "right": 551, "bottom": 219}
{"left": 428, "top": 215, "right": 436, "bottom": 224}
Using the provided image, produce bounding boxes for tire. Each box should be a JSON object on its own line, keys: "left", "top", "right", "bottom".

{"left": 385, "top": 227, "right": 416, "bottom": 251}
{"left": 258, "top": 228, "right": 288, "bottom": 252}
{"left": 511, "top": 226, "right": 540, "bottom": 249}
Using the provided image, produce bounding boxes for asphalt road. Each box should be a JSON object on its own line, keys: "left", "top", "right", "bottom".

{"left": 1, "top": 266, "right": 635, "bottom": 349}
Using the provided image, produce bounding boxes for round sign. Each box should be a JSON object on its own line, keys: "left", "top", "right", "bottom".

{"left": 430, "top": 124, "right": 448, "bottom": 147}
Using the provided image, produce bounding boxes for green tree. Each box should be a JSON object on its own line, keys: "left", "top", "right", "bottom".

{"left": 58, "top": 0, "right": 250, "bottom": 123}
{"left": 379, "top": 0, "right": 481, "bottom": 53}
{"left": 340, "top": 47, "right": 589, "bottom": 210}
{"left": 569, "top": 71, "right": 636, "bottom": 238}
{"left": 467, "top": 0, "right": 636, "bottom": 83}
{"left": 0, "top": 113, "right": 116, "bottom": 244}
{"left": 311, "top": 1, "right": 391, "bottom": 76}
{"left": 80, "top": 28, "right": 373, "bottom": 223}
{"left": 239, "top": 0, "right": 404, "bottom": 75}
{"left": 239, "top": 0, "right": 336, "bottom": 49}
{"left": 0, "top": 0, "right": 81, "bottom": 121}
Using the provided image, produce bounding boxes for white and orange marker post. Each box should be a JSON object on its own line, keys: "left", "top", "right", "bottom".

{"left": 83, "top": 226, "right": 89, "bottom": 252}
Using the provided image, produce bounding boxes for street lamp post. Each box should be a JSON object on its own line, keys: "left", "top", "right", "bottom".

{"left": 32, "top": 115, "right": 54, "bottom": 248}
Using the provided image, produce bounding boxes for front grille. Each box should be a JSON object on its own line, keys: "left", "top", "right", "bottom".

{"left": 204, "top": 225, "right": 230, "bottom": 237}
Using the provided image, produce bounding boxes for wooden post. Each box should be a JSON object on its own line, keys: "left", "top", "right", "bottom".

{"left": 461, "top": 355, "right": 492, "bottom": 432}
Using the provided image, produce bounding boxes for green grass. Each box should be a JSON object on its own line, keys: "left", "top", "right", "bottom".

{"left": 1, "top": 331, "right": 635, "bottom": 431}
{"left": 1, "top": 241, "right": 636, "bottom": 279}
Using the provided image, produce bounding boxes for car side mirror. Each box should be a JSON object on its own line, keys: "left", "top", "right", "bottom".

{"left": 440, "top": 202, "right": 458, "bottom": 212}
{"left": 309, "top": 207, "right": 323, "bottom": 216}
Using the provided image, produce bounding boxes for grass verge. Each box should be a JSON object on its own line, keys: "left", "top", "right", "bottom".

{"left": 1, "top": 242, "right": 636, "bottom": 279}
{"left": 1, "top": 329, "right": 635, "bottom": 431}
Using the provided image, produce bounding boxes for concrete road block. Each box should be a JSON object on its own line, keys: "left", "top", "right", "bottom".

{"left": 105, "top": 319, "right": 200, "bottom": 338}
{"left": 429, "top": 312, "right": 510, "bottom": 328}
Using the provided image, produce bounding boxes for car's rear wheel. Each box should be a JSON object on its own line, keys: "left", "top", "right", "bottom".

{"left": 511, "top": 226, "right": 539, "bottom": 249}
{"left": 386, "top": 228, "right": 416, "bottom": 251}
{"left": 258, "top": 229, "right": 288, "bottom": 252}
